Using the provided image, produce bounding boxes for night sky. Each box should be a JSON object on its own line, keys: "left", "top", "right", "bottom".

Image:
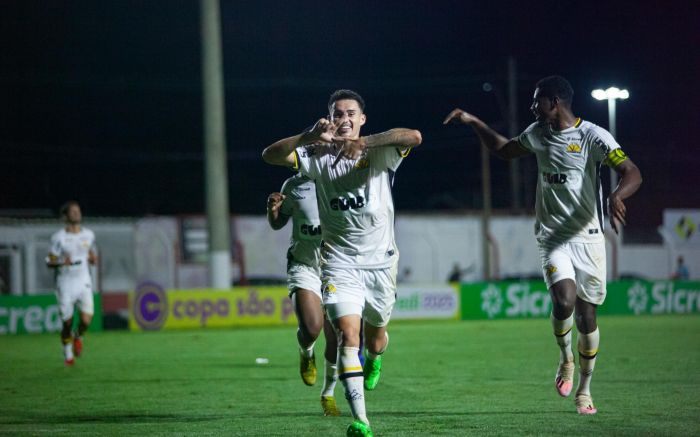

{"left": 2, "top": 1, "right": 699, "bottom": 239}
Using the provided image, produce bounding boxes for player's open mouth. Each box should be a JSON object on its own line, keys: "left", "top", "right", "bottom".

{"left": 337, "top": 125, "right": 352, "bottom": 134}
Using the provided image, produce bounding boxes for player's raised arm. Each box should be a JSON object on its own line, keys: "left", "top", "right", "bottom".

{"left": 266, "top": 192, "right": 290, "bottom": 230}
{"left": 443, "top": 108, "right": 529, "bottom": 160}
{"left": 607, "top": 157, "right": 643, "bottom": 234}
{"left": 262, "top": 118, "right": 336, "bottom": 167}
{"left": 331, "top": 128, "right": 422, "bottom": 167}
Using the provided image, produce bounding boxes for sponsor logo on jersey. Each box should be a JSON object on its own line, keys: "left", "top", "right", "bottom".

{"left": 300, "top": 224, "right": 321, "bottom": 236}
{"left": 542, "top": 172, "right": 568, "bottom": 184}
{"left": 566, "top": 143, "right": 582, "bottom": 153}
{"left": 330, "top": 196, "right": 366, "bottom": 211}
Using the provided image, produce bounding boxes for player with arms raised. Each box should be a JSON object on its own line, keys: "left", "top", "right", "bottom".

{"left": 444, "top": 76, "right": 642, "bottom": 414}
{"left": 263, "top": 89, "right": 422, "bottom": 436}
{"left": 46, "top": 201, "right": 98, "bottom": 366}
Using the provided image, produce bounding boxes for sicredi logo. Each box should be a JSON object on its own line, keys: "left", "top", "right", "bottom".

{"left": 133, "top": 282, "right": 168, "bottom": 330}
{"left": 0, "top": 305, "right": 62, "bottom": 334}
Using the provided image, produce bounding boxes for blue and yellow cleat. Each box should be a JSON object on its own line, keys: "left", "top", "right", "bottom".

{"left": 347, "top": 420, "right": 373, "bottom": 437}
{"left": 363, "top": 355, "right": 382, "bottom": 390}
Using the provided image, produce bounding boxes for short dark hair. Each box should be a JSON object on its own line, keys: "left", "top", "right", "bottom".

{"left": 59, "top": 200, "right": 80, "bottom": 217}
{"left": 328, "top": 89, "right": 365, "bottom": 113}
{"left": 536, "top": 76, "right": 574, "bottom": 107}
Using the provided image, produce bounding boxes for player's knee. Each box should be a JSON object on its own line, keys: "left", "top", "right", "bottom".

{"left": 336, "top": 328, "right": 360, "bottom": 348}
{"left": 575, "top": 312, "right": 597, "bottom": 334}
{"left": 551, "top": 294, "right": 576, "bottom": 317}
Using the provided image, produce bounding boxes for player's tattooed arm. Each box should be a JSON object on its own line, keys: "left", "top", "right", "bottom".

{"left": 266, "top": 192, "right": 290, "bottom": 230}
{"left": 262, "top": 118, "right": 337, "bottom": 167}
{"left": 331, "top": 128, "right": 422, "bottom": 167}
{"left": 443, "top": 108, "right": 530, "bottom": 160}
{"left": 608, "top": 157, "right": 642, "bottom": 234}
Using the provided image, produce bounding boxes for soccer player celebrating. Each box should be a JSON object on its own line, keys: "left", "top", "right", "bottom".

{"left": 46, "top": 201, "right": 98, "bottom": 366}
{"left": 444, "top": 76, "right": 642, "bottom": 415}
{"left": 266, "top": 174, "right": 342, "bottom": 416}
{"left": 263, "top": 89, "right": 422, "bottom": 436}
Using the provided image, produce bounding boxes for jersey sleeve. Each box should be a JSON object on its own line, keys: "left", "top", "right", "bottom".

{"left": 279, "top": 178, "right": 296, "bottom": 217}
{"left": 589, "top": 126, "right": 627, "bottom": 167}
{"left": 294, "top": 145, "right": 320, "bottom": 179}
{"left": 370, "top": 145, "right": 409, "bottom": 172}
{"left": 517, "top": 122, "right": 538, "bottom": 152}
{"left": 49, "top": 232, "right": 62, "bottom": 257}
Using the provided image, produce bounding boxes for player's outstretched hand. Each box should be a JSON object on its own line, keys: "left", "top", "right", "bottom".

{"left": 607, "top": 193, "right": 627, "bottom": 234}
{"left": 267, "top": 192, "right": 286, "bottom": 213}
{"left": 331, "top": 136, "right": 366, "bottom": 168}
{"left": 443, "top": 108, "right": 480, "bottom": 125}
{"left": 309, "top": 118, "right": 337, "bottom": 143}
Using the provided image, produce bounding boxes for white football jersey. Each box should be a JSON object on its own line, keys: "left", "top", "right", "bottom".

{"left": 49, "top": 228, "right": 96, "bottom": 286}
{"left": 518, "top": 119, "right": 624, "bottom": 246}
{"left": 294, "top": 143, "right": 410, "bottom": 268}
{"left": 279, "top": 173, "right": 322, "bottom": 268}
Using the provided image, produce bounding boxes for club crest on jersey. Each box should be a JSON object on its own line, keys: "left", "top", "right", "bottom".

{"left": 566, "top": 143, "right": 581, "bottom": 154}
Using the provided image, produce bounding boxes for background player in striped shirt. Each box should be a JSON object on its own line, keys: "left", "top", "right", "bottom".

{"left": 263, "top": 89, "right": 422, "bottom": 437}
{"left": 444, "top": 76, "right": 642, "bottom": 415}
{"left": 46, "top": 201, "right": 98, "bottom": 366}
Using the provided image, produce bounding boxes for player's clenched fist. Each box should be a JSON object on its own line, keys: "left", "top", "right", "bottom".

{"left": 267, "top": 192, "right": 286, "bottom": 212}
{"left": 443, "top": 108, "right": 480, "bottom": 125}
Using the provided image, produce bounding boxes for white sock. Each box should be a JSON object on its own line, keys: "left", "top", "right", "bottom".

{"left": 551, "top": 313, "right": 574, "bottom": 363}
{"left": 366, "top": 332, "right": 389, "bottom": 360}
{"left": 63, "top": 341, "right": 74, "bottom": 360}
{"left": 576, "top": 328, "right": 600, "bottom": 396}
{"left": 321, "top": 360, "right": 338, "bottom": 397}
{"left": 339, "top": 346, "right": 368, "bottom": 425}
{"left": 298, "top": 330, "right": 315, "bottom": 358}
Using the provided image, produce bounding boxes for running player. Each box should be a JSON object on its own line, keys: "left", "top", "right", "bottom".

{"left": 262, "top": 89, "right": 422, "bottom": 436}
{"left": 46, "top": 201, "right": 98, "bottom": 366}
{"left": 444, "top": 76, "right": 642, "bottom": 415}
{"left": 266, "top": 173, "right": 341, "bottom": 416}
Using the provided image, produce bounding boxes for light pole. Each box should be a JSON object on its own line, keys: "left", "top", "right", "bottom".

{"left": 591, "top": 87, "right": 629, "bottom": 195}
{"left": 592, "top": 87, "right": 628, "bottom": 279}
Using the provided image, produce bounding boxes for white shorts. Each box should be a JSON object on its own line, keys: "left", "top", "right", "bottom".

{"left": 56, "top": 280, "right": 94, "bottom": 321}
{"left": 539, "top": 241, "right": 607, "bottom": 305}
{"left": 321, "top": 261, "right": 398, "bottom": 327}
{"left": 287, "top": 262, "right": 322, "bottom": 298}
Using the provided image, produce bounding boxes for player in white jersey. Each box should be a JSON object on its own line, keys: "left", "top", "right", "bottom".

{"left": 444, "top": 76, "right": 642, "bottom": 415}
{"left": 46, "top": 201, "right": 98, "bottom": 366}
{"left": 263, "top": 89, "right": 422, "bottom": 437}
{"left": 266, "top": 173, "right": 342, "bottom": 416}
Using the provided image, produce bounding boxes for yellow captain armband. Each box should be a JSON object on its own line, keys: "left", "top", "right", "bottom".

{"left": 604, "top": 148, "right": 628, "bottom": 167}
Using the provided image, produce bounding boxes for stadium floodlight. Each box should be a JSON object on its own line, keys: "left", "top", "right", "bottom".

{"left": 592, "top": 87, "right": 629, "bottom": 101}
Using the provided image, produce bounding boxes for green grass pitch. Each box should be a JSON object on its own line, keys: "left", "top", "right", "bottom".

{"left": 2, "top": 315, "right": 699, "bottom": 436}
